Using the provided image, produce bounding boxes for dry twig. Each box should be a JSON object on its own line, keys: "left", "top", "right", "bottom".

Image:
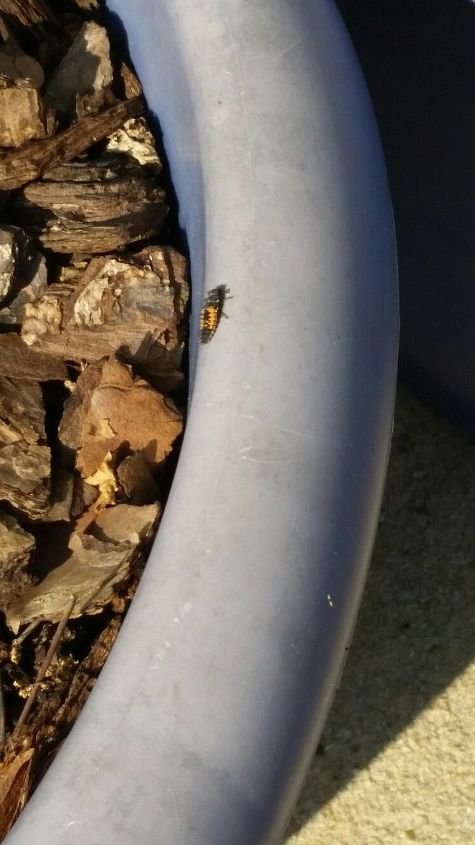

{"left": 12, "top": 594, "right": 76, "bottom": 736}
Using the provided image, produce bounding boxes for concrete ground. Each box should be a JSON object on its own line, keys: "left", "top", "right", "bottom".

{"left": 286, "top": 387, "right": 475, "bottom": 844}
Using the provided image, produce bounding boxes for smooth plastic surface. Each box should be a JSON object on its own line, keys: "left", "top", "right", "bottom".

{"left": 6, "top": 2, "right": 398, "bottom": 844}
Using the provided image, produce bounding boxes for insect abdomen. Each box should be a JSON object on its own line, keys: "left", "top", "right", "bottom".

{"left": 199, "top": 285, "right": 230, "bottom": 344}
{"left": 200, "top": 306, "right": 220, "bottom": 343}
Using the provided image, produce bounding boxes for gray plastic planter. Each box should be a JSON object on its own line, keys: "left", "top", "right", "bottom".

{"left": 6, "top": 2, "right": 398, "bottom": 844}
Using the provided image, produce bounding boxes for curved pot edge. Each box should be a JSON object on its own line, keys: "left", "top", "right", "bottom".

{"left": 6, "top": 2, "right": 398, "bottom": 844}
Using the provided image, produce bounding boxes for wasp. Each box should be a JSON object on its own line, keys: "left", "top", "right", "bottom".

{"left": 199, "top": 285, "right": 232, "bottom": 344}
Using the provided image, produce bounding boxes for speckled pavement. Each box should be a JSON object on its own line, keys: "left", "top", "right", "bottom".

{"left": 286, "top": 388, "right": 475, "bottom": 844}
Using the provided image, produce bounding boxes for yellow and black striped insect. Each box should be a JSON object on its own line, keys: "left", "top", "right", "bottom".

{"left": 199, "top": 285, "right": 231, "bottom": 344}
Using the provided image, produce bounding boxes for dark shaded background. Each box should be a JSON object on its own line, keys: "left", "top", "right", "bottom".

{"left": 335, "top": 0, "right": 475, "bottom": 431}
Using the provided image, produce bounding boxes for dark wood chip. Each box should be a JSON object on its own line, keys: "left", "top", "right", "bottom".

{"left": 20, "top": 247, "right": 188, "bottom": 390}
{"left": 117, "top": 452, "right": 160, "bottom": 505}
{"left": 0, "top": 509, "right": 34, "bottom": 607}
{"left": 119, "top": 61, "right": 142, "bottom": 99}
{"left": 45, "top": 21, "right": 113, "bottom": 119}
{"left": 0, "top": 376, "right": 51, "bottom": 518}
{"left": 106, "top": 117, "right": 162, "bottom": 173}
{"left": 0, "top": 0, "right": 55, "bottom": 27}
{"left": 0, "top": 83, "right": 51, "bottom": 148}
{"left": 0, "top": 226, "right": 47, "bottom": 324}
{"left": 71, "top": 0, "right": 101, "bottom": 9}
{"left": 0, "top": 225, "right": 44, "bottom": 303}
{"left": 0, "top": 45, "right": 44, "bottom": 88}
{"left": 0, "top": 335, "right": 68, "bottom": 381}
{"left": 6, "top": 503, "right": 160, "bottom": 632}
{"left": 0, "top": 748, "right": 34, "bottom": 839}
{"left": 12, "top": 158, "right": 168, "bottom": 253}
{"left": 0, "top": 13, "right": 15, "bottom": 41}
{"left": 75, "top": 85, "right": 117, "bottom": 119}
{"left": 0, "top": 96, "right": 144, "bottom": 191}
{"left": 58, "top": 356, "right": 182, "bottom": 481}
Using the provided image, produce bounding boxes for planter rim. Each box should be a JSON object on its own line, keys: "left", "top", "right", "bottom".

{"left": 6, "top": 2, "right": 398, "bottom": 844}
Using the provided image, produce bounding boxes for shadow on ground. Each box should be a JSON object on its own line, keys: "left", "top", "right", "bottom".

{"left": 288, "top": 387, "right": 475, "bottom": 836}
